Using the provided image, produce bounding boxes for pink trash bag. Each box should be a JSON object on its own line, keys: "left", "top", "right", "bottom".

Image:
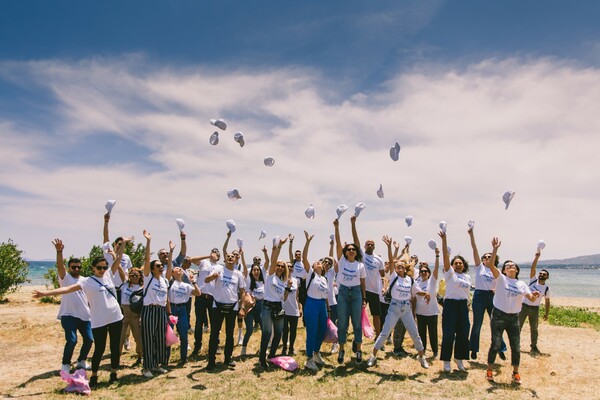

{"left": 166, "top": 315, "right": 179, "bottom": 346}
{"left": 60, "top": 369, "right": 91, "bottom": 395}
{"left": 323, "top": 318, "right": 338, "bottom": 343}
{"left": 269, "top": 356, "right": 298, "bottom": 372}
{"left": 361, "top": 307, "right": 375, "bottom": 339}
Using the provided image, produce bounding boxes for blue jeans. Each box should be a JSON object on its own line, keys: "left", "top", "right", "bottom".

{"left": 61, "top": 315, "right": 93, "bottom": 365}
{"left": 441, "top": 299, "right": 470, "bottom": 361}
{"left": 171, "top": 303, "right": 189, "bottom": 362}
{"left": 375, "top": 300, "right": 423, "bottom": 352}
{"left": 337, "top": 285, "right": 363, "bottom": 345}
{"left": 260, "top": 301, "right": 284, "bottom": 362}
{"left": 304, "top": 297, "right": 327, "bottom": 357}
{"left": 243, "top": 299, "right": 263, "bottom": 346}
{"left": 470, "top": 290, "right": 507, "bottom": 353}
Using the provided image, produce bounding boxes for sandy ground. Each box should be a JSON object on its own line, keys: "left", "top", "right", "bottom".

{"left": 1, "top": 287, "right": 599, "bottom": 399}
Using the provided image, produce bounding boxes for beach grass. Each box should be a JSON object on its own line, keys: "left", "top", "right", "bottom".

{"left": 548, "top": 306, "right": 600, "bottom": 330}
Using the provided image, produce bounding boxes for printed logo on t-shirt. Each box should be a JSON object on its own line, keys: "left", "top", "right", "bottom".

{"left": 504, "top": 282, "right": 525, "bottom": 298}
{"left": 271, "top": 278, "right": 286, "bottom": 295}
{"left": 364, "top": 255, "right": 379, "bottom": 272}
{"left": 456, "top": 275, "right": 471, "bottom": 289}
{"left": 341, "top": 266, "right": 359, "bottom": 281}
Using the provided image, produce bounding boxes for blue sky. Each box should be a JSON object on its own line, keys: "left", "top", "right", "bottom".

{"left": 1, "top": 1, "right": 600, "bottom": 262}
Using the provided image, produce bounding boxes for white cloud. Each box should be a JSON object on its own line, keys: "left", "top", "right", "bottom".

{"left": 0, "top": 56, "right": 599, "bottom": 263}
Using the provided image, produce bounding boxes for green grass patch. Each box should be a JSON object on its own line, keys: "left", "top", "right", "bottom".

{"left": 548, "top": 306, "right": 600, "bottom": 330}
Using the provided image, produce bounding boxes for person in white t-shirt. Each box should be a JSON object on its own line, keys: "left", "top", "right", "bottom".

{"left": 140, "top": 230, "right": 174, "bottom": 378}
{"left": 169, "top": 266, "right": 201, "bottom": 366}
{"left": 119, "top": 267, "right": 143, "bottom": 364}
{"left": 439, "top": 231, "right": 471, "bottom": 373}
{"left": 50, "top": 239, "right": 92, "bottom": 374}
{"left": 485, "top": 237, "right": 540, "bottom": 385}
{"left": 367, "top": 235, "right": 430, "bottom": 369}
{"left": 34, "top": 239, "right": 129, "bottom": 388}
{"left": 240, "top": 258, "right": 265, "bottom": 357}
{"left": 333, "top": 217, "right": 367, "bottom": 365}
{"left": 415, "top": 248, "right": 440, "bottom": 359}
{"left": 519, "top": 248, "right": 550, "bottom": 355}
{"left": 282, "top": 263, "right": 301, "bottom": 356}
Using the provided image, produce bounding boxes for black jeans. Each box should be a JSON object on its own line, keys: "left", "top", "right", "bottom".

{"left": 91, "top": 319, "right": 123, "bottom": 373}
{"left": 488, "top": 307, "right": 521, "bottom": 366}
{"left": 208, "top": 306, "right": 237, "bottom": 365}
{"left": 194, "top": 294, "right": 214, "bottom": 351}
{"left": 282, "top": 315, "right": 299, "bottom": 353}
{"left": 417, "top": 314, "right": 438, "bottom": 354}
{"left": 441, "top": 299, "right": 470, "bottom": 361}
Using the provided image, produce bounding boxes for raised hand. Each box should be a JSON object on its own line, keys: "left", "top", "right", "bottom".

{"left": 491, "top": 237, "right": 501, "bottom": 249}
{"left": 438, "top": 231, "right": 446, "bottom": 240}
{"left": 169, "top": 240, "right": 176, "bottom": 251}
{"left": 262, "top": 246, "right": 268, "bottom": 254}
{"left": 288, "top": 234, "right": 295, "bottom": 242}
{"left": 52, "top": 239, "right": 64, "bottom": 252}
{"left": 104, "top": 213, "right": 110, "bottom": 223}
{"left": 143, "top": 230, "right": 151, "bottom": 240}
{"left": 382, "top": 235, "right": 391, "bottom": 247}
{"left": 393, "top": 241, "right": 400, "bottom": 251}
{"left": 333, "top": 219, "right": 339, "bottom": 228}
{"left": 304, "top": 230, "right": 314, "bottom": 241}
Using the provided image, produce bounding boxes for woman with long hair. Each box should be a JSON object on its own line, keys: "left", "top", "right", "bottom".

{"left": 120, "top": 267, "right": 144, "bottom": 364}
{"left": 415, "top": 249, "right": 440, "bottom": 359}
{"left": 169, "top": 266, "right": 200, "bottom": 367}
{"left": 240, "top": 258, "right": 265, "bottom": 357}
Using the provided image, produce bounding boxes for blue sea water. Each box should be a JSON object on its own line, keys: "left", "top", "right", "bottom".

{"left": 26, "top": 261, "right": 600, "bottom": 299}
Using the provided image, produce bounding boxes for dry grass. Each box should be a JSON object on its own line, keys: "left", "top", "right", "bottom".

{"left": 1, "top": 289, "right": 600, "bottom": 399}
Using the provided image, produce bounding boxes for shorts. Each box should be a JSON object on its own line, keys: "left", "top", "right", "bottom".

{"left": 365, "top": 291, "right": 381, "bottom": 316}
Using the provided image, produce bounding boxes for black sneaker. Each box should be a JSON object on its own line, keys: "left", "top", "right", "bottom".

{"left": 206, "top": 362, "right": 216, "bottom": 371}
{"left": 352, "top": 341, "right": 358, "bottom": 353}
{"left": 498, "top": 351, "right": 507, "bottom": 361}
{"left": 337, "top": 349, "right": 345, "bottom": 364}
{"left": 470, "top": 351, "right": 477, "bottom": 360}
{"left": 393, "top": 348, "right": 409, "bottom": 357}
{"left": 109, "top": 372, "right": 118, "bottom": 384}
{"left": 89, "top": 375, "right": 98, "bottom": 388}
{"left": 530, "top": 346, "right": 541, "bottom": 355}
{"left": 190, "top": 347, "right": 201, "bottom": 357}
{"left": 260, "top": 360, "right": 270, "bottom": 370}
{"left": 355, "top": 351, "right": 363, "bottom": 363}
{"left": 225, "top": 360, "right": 236, "bottom": 368}
{"left": 176, "top": 360, "right": 187, "bottom": 368}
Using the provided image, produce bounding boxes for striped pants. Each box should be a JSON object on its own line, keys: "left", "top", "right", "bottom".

{"left": 141, "top": 305, "right": 168, "bottom": 370}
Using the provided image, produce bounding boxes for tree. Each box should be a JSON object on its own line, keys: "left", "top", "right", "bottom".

{"left": 0, "top": 239, "right": 30, "bottom": 300}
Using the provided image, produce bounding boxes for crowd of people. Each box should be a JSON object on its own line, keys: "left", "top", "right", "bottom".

{"left": 32, "top": 212, "right": 552, "bottom": 388}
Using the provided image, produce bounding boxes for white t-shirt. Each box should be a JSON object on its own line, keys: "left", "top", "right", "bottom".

{"left": 493, "top": 274, "right": 532, "bottom": 314}
{"left": 283, "top": 278, "right": 300, "bottom": 316}
{"left": 474, "top": 263, "right": 495, "bottom": 291}
{"left": 246, "top": 275, "right": 265, "bottom": 300}
{"left": 388, "top": 272, "right": 420, "bottom": 302}
{"left": 169, "top": 280, "right": 194, "bottom": 304}
{"left": 291, "top": 260, "right": 308, "bottom": 280}
{"left": 211, "top": 266, "right": 246, "bottom": 308}
{"left": 57, "top": 273, "right": 91, "bottom": 321}
{"left": 79, "top": 273, "right": 123, "bottom": 329}
{"left": 443, "top": 268, "right": 471, "bottom": 300}
{"left": 415, "top": 276, "right": 438, "bottom": 316}
{"left": 523, "top": 277, "right": 550, "bottom": 306}
{"left": 326, "top": 268, "right": 338, "bottom": 306}
{"left": 264, "top": 273, "right": 287, "bottom": 302}
{"left": 103, "top": 246, "right": 133, "bottom": 288}
{"left": 306, "top": 270, "right": 329, "bottom": 300}
{"left": 363, "top": 251, "right": 384, "bottom": 294}
{"left": 143, "top": 274, "right": 169, "bottom": 306}
{"left": 337, "top": 257, "right": 366, "bottom": 288}
{"left": 120, "top": 283, "right": 141, "bottom": 306}
{"left": 197, "top": 259, "right": 218, "bottom": 296}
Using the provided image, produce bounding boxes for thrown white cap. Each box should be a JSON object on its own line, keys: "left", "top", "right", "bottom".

{"left": 259, "top": 230, "right": 267, "bottom": 240}
{"left": 468, "top": 220, "right": 475, "bottom": 229}
{"left": 175, "top": 218, "right": 185, "bottom": 232}
{"left": 503, "top": 190, "right": 516, "bottom": 210}
{"left": 447, "top": 246, "right": 452, "bottom": 255}
{"left": 226, "top": 220, "right": 236, "bottom": 233}
{"left": 105, "top": 200, "right": 117, "bottom": 214}
{"left": 264, "top": 156, "right": 275, "bottom": 167}
{"left": 336, "top": 204, "right": 349, "bottom": 219}
{"left": 537, "top": 239, "right": 546, "bottom": 250}
{"left": 377, "top": 184, "right": 384, "bottom": 199}
{"left": 389, "top": 142, "right": 401, "bottom": 162}
{"left": 439, "top": 221, "right": 447, "bottom": 233}
{"left": 236, "top": 238, "right": 244, "bottom": 249}
{"left": 354, "top": 202, "right": 366, "bottom": 217}
{"left": 234, "top": 132, "right": 245, "bottom": 147}
{"left": 427, "top": 239, "right": 436, "bottom": 251}
{"left": 272, "top": 236, "right": 280, "bottom": 247}
{"left": 227, "top": 189, "right": 242, "bottom": 200}
{"left": 405, "top": 215, "right": 413, "bottom": 227}
{"left": 209, "top": 131, "right": 219, "bottom": 145}
{"left": 404, "top": 236, "right": 412, "bottom": 245}
{"left": 305, "top": 205, "right": 315, "bottom": 219}
{"left": 210, "top": 118, "right": 227, "bottom": 130}
{"left": 102, "top": 241, "right": 113, "bottom": 253}
{"left": 330, "top": 234, "right": 335, "bottom": 241}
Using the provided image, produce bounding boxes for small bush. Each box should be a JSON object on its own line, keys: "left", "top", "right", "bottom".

{"left": 548, "top": 306, "right": 600, "bottom": 330}
{"left": 0, "top": 239, "right": 30, "bottom": 300}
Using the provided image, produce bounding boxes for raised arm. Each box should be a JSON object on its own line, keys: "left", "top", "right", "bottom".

{"left": 33, "top": 282, "right": 82, "bottom": 298}
{"left": 393, "top": 241, "right": 400, "bottom": 261}
{"left": 302, "top": 231, "right": 314, "bottom": 273}
{"left": 261, "top": 246, "right": 269, "bottom": 274}
{"left": 53, "top": 239, "right": 66, "bottom": 280}
{"left": 166, "top": 240, "right": 175, "bottom": 281}
{"left": 439, "top": 231, "right": 451, "bottom": 272}
{"left": 179, "top": 231, "right": 187, "bottom": 259}
{"left": 468, "top": 227, "right": 481, "bottom": 266}
{"left": 530, "top": 249, "right": 541, "bottom": 278}
{"left": 328, "top": 236, "right": 334, "bottom": 257}
{"left": 189, "top": 255, "right": 210, "bottom": 265}
{"left": 382, "top": 235, "right": 393, "bottom": 270}
{"left": 489, "top": 237, "right": 501, "bottom": 279}
{"left": 143, "top": 230, "right": 151, "bottom": 277}
{"left": 433, "top": 247, "right": 440, "bottom": 280}
{"left": 334, "top": 219, "right": 342, "bottom": 261}
{"left": 288, "top": 234, "right": 295, "bottom": 264}
{"left": 351, "top": 215, "right": 360, "bottom": 248}
{"left": 240, "top": 248, "right": 248, "bottom": 278}
{"left": 110, "top": 237, "right": 130, "bottom": 275}
{"left": 269, "top": 237, "right": 288, "bottom": 275}
{"left": 223, "top": 230, "right": 232, "bottom": 258}
{"left": 103, "top": 213, "right": 110, "bottom": 244}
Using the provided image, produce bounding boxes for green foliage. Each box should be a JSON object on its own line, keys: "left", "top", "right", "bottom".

{"left": 0, "top": 239, "right": 30, "bottom": 300}
{"left": 548, "top": 306, "right": 600, "bottom": 330}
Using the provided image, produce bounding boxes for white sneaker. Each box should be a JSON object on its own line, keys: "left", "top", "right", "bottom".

{"left": 240, "top": 346, "right": 247, "bottom": 357}
{"left": 124, "top": 338, "right": 131, "bottom": 351}
{"left": 313, "top": 352, "right": 325, "bottom": 365}
{"left": 143, "top": 370, "right": 154, "bottom": 378}
{"left": 304, "top": 358, "right": 318, "bottom": 372}
{"left": 367, "top": 355, "right": 377, "bottom": 367}
{"left": 61, "top": 364, "right": 70, "bottom": 374}
{"left": 418, "top": 355, "right": 429, "bottom": 369}
{"left": 75, "top": 360, "right": 90, "bottom": 370}
{"left": 443, "top": 361, "right": 451, "bottom": 372}
{"left": 237, "top": 336, "right": 244, "bottom": 346}
{"left": 331, "top": 343, "right": 339, "bottom": 354}
{"left": 455, "top": 359, "right": 466, "bottom": 371}
{"left": 153, "top": 367, "right": 168, "bottom": 374}
{"left": 203, "top": 326, "right": 209, "bottom": 333}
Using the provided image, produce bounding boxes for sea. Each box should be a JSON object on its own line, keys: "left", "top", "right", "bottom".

{"left": 26, "top": 261, "right": 600, "bottom": 299}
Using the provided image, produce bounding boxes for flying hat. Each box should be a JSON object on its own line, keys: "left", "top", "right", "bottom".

{"left": 226, "top": 220, "right": 236, "bottom": 233}
{"left": 105, "top": 200, "right": 117, "bottom": 215}
{"left": 377, "top": 184, "right": 384, "bottom": 199}
{"left": 336, "top": 204, "right": 348, "bottom": 219}
{"left": 305, "top": 205, "right": 315, "bottom": 219}
{"left": 503, "top": 190, "right": 515, "bottom": 210}
{"left": 439, "top": 221, "right": 447, "bottom": 233}
{"left": 259, "top": 230, "right": 267, "bottom": 240}
{"left": 389, "top": 142, "right": 401, "bottom": 161}
{"left": 227, "top": 189, "right": 242, "bottom": 200}
{"left": 405, "top": 215, "right": 413, "bottom": 227}
{"left": 264, "top": 156, "right": 275, "bottom": 166}
{"left": 210, "top": 118, "right": 227, "bottom": 130}
{"left": 175, "top": 218, "right": 185, "bottom": 232}
{"left": 234, "top": 132, "right": 245, "bottom": 147}
{"left": 354, "top": 202, "right": 366, "bottom": 218}
{"left": 209, "top": 131, "right": 219, "bottom": 145}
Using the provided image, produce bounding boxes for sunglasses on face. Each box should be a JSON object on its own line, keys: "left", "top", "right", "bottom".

{"left": 70, "top": 265, "right": 82, "bottom": 270}
{"left": 129, "top": 274, "right": 140, "bottom": 278}
{"left": 419, "top": 270, "right": 429, "bottom": 274}
{"left": 95, "top": 266, "right": 109, "bottom": 271}
{"left": 158, "top": 252, "right": 168, "bottom": 256}
{"left": 346, "top": 248, "right": 357, "bottom": 252}
{"left": 482, "top": 255, "right": 492, "bottom": 260}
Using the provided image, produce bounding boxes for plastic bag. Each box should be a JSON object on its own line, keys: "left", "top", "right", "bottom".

{"left": 323, "top": 318, "right": 338, "bottom": 343}
{"left": 60, "top": 369, "right": 91, "bottom": 395}
{"left": 361, "top": 307, "right": 375, "bottom": 339}
{"left": 166, "top": 315, "right": 179, "bottom": 346}
{"left": 269, "top": 356, "right": 298, "bottom": 372}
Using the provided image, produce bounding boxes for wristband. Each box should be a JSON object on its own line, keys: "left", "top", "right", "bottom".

{"left": 285, "top": 287, "right": 292, "bottom": 292}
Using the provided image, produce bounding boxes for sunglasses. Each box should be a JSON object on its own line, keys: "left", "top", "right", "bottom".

{"left": 158, "top": 252, "right": 168, "bottom": 256}
{"left": 482, "top": 255, "right": 492, "bottom": 260}
{"left": 419, "top": 270, "right": 429, "bottom": 274}
{"left": 95, "top": 266, "right": 109, "bottom": 271}
{"left": 346, "top": 248, "right": 357, "bottom": 252}
{"left": 129, "top": 274, "right": 140, "bottom": 278}
{"left": 70, "top": 265, "right": 82, "bottom": 270}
